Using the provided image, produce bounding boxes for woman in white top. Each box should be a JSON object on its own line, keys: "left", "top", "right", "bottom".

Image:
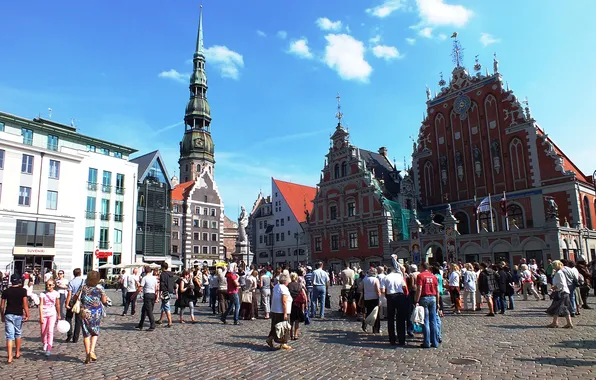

{"left": 462, "top": 263, "right": 477, "bottom": 312}
{"left": 448, "top": 264, "right": 462, "bottom": 314}
{"left": 25, "top": 279, "right": 40, "bottom": 306}
{"left": 266, "top": 273, "right": 292, "bottom": 350}
{"left": 520, "top": 264, "right": 540, "bottom": 301}
{"left": 56, "top": 270, "right": 69, "bottom": 319}
{"left": 360, "top": 269, "right": 381, "bottom": 334}
{"left": 546, "top": 260, "right": 573, "bottom": 328}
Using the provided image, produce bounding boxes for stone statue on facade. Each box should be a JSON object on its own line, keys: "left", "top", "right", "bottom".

{"left": 237, "top": 206, "right": 248, "bottom": 243}
{"left": 545, "top": 197, "right": 559, "bottom": 220}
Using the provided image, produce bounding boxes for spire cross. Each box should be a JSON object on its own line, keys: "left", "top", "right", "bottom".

{"left": 335, "top": 92, "right": 343, "bottom": 125}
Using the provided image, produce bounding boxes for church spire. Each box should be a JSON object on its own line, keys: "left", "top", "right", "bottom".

{"left": 195, "top": 5, "right": 204, "bottom": 57}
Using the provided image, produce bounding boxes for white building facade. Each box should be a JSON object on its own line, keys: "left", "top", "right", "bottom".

{"left": 0, "top": 112, "right": 137, "bottom": 277}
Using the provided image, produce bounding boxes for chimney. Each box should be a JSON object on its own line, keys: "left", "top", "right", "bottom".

{"left": 378, "top": 146, "right": 388, "bottom": 157}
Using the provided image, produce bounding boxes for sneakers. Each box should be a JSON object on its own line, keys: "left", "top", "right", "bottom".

{"left": 135, "top": 325, "right": 143, "bottom": 330}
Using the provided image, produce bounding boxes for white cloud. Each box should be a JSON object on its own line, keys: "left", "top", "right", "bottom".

{"left": 419, "top": 27, "right": 433, "bottom": 38}
{"left": 256, "top": 30, "right": 266, "bottom": 37}
{"left": 158, "top": 69, "right": 188, "bottom": 83}
{"left": 316, "top": 17, "right": 342, "bottom": 31}
{"left": 323, "top": 34, "right": 372, "bottom": 82}
{"left": 277, "top": 30, "right": 287, "bottom": 39}
{"left": 439, "top": 33, "right": 447, "bottom": 40}
{"left": 204, "top": 46, "right": 244, "bottom": 80}
{"left": 366, "top": 0, "right": 405, "bottom": 18}
{"left": 416, "top": 0, "right": 473, "bottom": 27}
{"left": 480, "top": 32, "right": 500, "bottom": 47}
{"left": 288, "top": 38, "right": 313, "bottom": 59}
{"left": 370, "top": 34, "right": 382, "bottom": 44}
{"left": 372, "top": 45, "right": 401, "bottom": 60}
{"left": 406, "top": 37, "right": 416, "bottom": 45}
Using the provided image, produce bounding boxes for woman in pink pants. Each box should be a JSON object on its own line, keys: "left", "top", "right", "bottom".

{"left": 39, "top": 279, "right": 60, "bottom": 357}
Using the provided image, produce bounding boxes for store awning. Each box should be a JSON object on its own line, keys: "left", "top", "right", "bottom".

{"left": 143, "top": 256, "right": 168, "bottom": 262}
{"left": 171, "top": 259, "right": 183, "bottom": 267}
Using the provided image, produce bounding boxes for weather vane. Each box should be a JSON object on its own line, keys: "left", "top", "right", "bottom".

{"left": 450, "top": 32, "right": 464, "bottom": 68}
{"left": 335, "top": 92, "right": 343, "bottom": 125}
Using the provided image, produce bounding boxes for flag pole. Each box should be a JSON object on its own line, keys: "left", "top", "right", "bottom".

{"left": 504, "top": 191, "right": 509, "bottom": 231}
{"left": 474, "top": 194, "right": 480, "bottom": 233}
{"left": 488, "top": 193, "right": 494, "bottom": 232}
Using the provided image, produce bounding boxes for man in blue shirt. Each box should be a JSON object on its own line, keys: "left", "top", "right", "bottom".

{"left": 64, "top": 268, "right": 84, "bottom": 343}
{"left": 311, "top": 262, "right": 330, "bottom": 318}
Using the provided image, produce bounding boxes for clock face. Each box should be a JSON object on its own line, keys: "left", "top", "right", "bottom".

{"left": 334, "top": 139, "right": 342, "bottom": 148}
{"left": 454, "top": 94, "right": 471, "bottom": 116}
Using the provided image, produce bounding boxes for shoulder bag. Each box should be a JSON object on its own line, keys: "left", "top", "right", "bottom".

{"left": 71, "top": 286, "right": 84, "bottom": 314}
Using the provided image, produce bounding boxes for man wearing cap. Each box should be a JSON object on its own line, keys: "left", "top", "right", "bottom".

{"left": 311, "top": 262, "right": 330, "bottom": 318}
{"left": 1, "top": 274, "right": 29, "bottom": 364}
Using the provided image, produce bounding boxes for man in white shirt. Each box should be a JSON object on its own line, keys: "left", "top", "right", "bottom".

{"left": 122, "top": 268, "right": 140, "bottom": 316}
{"left": 382, "top": 258, "right": 409, "bottom": 346}
{"left": 340, "top": 263, "right": 355, "bottom": 314}
{"left": 312, "top": 262, "right": 330, "bottom": 318}
{"left": 135, "top": 266, "right": 158, "bottom": 331}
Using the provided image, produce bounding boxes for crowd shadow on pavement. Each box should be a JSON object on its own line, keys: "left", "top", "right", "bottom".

{"left": 516, "top": 357, "right": 596, "bottom": 367}
{"left": 552, "top": 340, "right": 596, "bottom": 349}
{"left": 216, "top": 341, "right": 270, "bottom": 352}
{"left": 485, "top": 324, "right": 546, "bottom": 329}
{"left": 13, "top": 347, "right": 81, "bottom": 363}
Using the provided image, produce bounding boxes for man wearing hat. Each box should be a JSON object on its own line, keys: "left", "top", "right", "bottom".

{"left": 1, "top": 274, "right": 29, "bottom": 364}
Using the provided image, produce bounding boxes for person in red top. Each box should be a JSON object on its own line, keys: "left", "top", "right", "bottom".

{"left": 415, "top": 262, "right": 440, "bottom": 348}
{"left": 221, "top": 263, "right": 241, "bottom": 325}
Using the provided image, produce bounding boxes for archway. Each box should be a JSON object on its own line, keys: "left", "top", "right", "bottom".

{"left": 455, "top": 211, "right": 470, "bottom": 234}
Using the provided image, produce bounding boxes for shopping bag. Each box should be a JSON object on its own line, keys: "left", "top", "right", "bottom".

{"left": 365, "top": 306, "right": 379, "bottom": 326}
{"left": 410, "top": 305, "right": 425, "bottom": 325}
{"left": 325, "top": 293, "right": 331, "bottom": 309}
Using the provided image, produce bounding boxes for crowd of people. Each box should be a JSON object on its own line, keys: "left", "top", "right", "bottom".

{"left": 1, "top": 256, "right": 595, "bottom": 363}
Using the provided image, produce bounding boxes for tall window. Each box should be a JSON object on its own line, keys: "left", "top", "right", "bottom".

{"left": 99, "top": 227, "right": 109, "bottom": 248}
{"left": 115, "top": 174, "right": 125, "bottom": 194}
{"left": 15, "top": 220, "right": 55, "bottom": 247}
{"left": 202, "top": 246, "right": 208, "bottom": 254}
{"left": 202, "top": 233, "right": 208, "bottom": 241}
{"left": 331, "top": 235, "right": 339, "bottom": 250}
{"left": 334, "top": 164, "right": 340, "bottom": 179}
{"left": 210, "top": 208, "right": 216, "bottom": 216}
{"left": 49, "top": 160, "right": 60, "bottom": 179}
{"left": 510, "top": 138, "right": 527, "bottom": 183}
{"left": 88, "top": 168, "right": 98, "bottom": 190}
{"left": 114, "top": 229, "right": 122, "bottom": 244}
{"left": 21, "top": 128, "right": 33, "bottom": 145}
{"left": 85, "top": 226, "right": 94, "bottom": 241}
{"left": 86, "top": 196, "right": 96, "bottom": 219}
{"left": 193, "top": 246, "right": 199, "bottom": 254}
{"left": 194, "top": 232, "right": 199, "bottom": 241}
{"left": 315, "top": 237, "right": 322, "bottom": 252}
{"left": 341, "top": 161, "right": 348, "bottom": 177}
{"left": 330, "top": 205, "right": 338, "bottom": 220}
{"left": 455, "top": 212, "right": 470, "bottom": 234}
{"left": 507, "top": 204, "right": 525, "bottom": 229}
{"left": 100, "top": 199, "right": 110, "bottom": 220}
{"left": 173, "top": 218, "right": 179, "bottom": 226}
{"left": 21, "top": 154, "right": 33, "bottom": 174}
{"left": 584, "top": 196, "right": 593, "bottom": 229}
{"left": 47, "top": 135, "right": 58, "bottom": 151}
{"left": 349, "top": 232, "right": 358, "bottom": 249}
{"left": 83, "top": 252, "right": 93, "bottom": 274}
{"left": 211, "top": 233, "right": 217, "bottom": 241}
{"left": 18, "top": 186, "right": 31, "bottom": 206}
{"left": 102, "top": 171, "right": 112, "bottom": 192}
{"left": 368, "top": 230, "right": 379, "bottom": 247}
{"left": 0, "top": 149, "right": 5, "bottom": 169}
{"left": 424, "top": 161, "right": 433, "bottom": 200}
{"left": 347, "top": 201, "right": 356, "bottom": 217}
{"left": 211, "top": 221, "right": 217, "bottom": 229}
{"left": 114, "top": 201, "right": 123, "bottom": 221}
{"left": 46, "top": 191, "right": 58, "bottom": 210}
{"left": 211, "top": 247, "right": 217, "bottom": 255}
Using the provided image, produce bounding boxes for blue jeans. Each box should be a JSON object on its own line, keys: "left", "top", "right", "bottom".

{"left": 569, "top": 285, "right": 577, "bottom": 314}
{"left": 508, "top": 295, "right": 515, "bottom": 310}
{"left": 222, "top": 293, "right": 240, "bottom": 322}
{"left": 4, "top": 314, "right": 23, "bottom": 341}
{"left": 419, "top": 296, "right": 439, "bottom": 348}
{"left": 436, "top": 314, "right": 442, "bottom": 342}
{"left": 312, "top": 285, "right": 326, "bottom": 318}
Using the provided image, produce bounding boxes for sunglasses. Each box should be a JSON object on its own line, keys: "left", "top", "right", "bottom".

{"left": 48, "top": 284, "right": 55, "bottom": 286}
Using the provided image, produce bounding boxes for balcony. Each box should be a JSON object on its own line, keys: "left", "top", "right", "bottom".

{"left": 85, "top": 211, "right": 96, "bottom": 220}
{"left": 47, "top": 143, "right": 58, "bottom": 151}
{"left": 98, "top": 241, "right": 109, "bottom": 249}
{"left": 115, "top": 187, "right": 125, "bottom": 195}
{"left": 101, "top": 184, "right": 111, "bottom": 193}
{"left": 23, "top": 138, "right": 33, "bottom": 145}
{"left": 114, "top": 214, "right": 124, "bottom": 222}
{"left": 100, "top": 213, "right": 110, "bottom": 221}
{"left": 87, "top": 182, "right": 97, "bottom": 191}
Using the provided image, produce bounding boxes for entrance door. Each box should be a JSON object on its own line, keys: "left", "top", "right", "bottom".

{"left": 433, "top": 247, "right": 444, "bottom": 264}
{"left": 13, "top": 259, "right": 25, "bottom": 276}
{"left": 465, "top": 254, "right": 479, "bottom": 264}
{"left": 494, "top": 252, "right": 510, "bottom": 266}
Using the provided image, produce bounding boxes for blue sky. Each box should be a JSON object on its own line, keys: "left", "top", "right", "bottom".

{"left": 1, "top": 0, "right": 595, "bottom": 218}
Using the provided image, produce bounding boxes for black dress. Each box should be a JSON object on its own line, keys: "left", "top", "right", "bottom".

{"left": 288, "top": 281, "right": 305, "bottom": 323}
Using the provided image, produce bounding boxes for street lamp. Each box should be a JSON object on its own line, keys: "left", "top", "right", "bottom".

{"left": 294, "top": 232, "right": 300, "bottom": 270}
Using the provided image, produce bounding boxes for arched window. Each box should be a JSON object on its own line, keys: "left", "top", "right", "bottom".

{"left": 334, "top": 164, "right": 340, "bottom": 179}
{"left": 185, "top": 164, "right": 189, "bottom": 172}
{"left": 196, "top": 164, "right": 201, "bottom": 173}
{"left": 584, "top": 196, "right": 593, "bottom": 229}
{"left": 479, "top": 209, "right": 499, "bottom": 231}
{"left": 455, "top": 212, "right": 470, "bottom": 234}
{"left": 507, "top": 204, "right": 525, "bottom": 229}
{"left": 509, "top": 138, "right": 527, "bottom": 186}
{"left": 424, "top": 161, "right": 433, "bottom": 201}
{"left": 341, "top": 161, "right": 348, "bottom": 177}
{"left": 433, "top": 213, "right": 445, "bottom": 224}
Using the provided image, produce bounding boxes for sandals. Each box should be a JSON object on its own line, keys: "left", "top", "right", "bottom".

{"left": 280, "top": 344, "right": 292, "bottom": 350}
{"left": 546, "top": 324, "right": 558, "bottom": 328}
{"left": 562, "top": 324, "right": 574, "bottom": 329}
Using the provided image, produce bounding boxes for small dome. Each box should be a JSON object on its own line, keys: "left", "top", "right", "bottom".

{"left": 185, "top": 96, "right": 211, "bottom": 119}
{"left": 190, "top": 69, "right": 207, "bottom": 86}
{"left": 180, "top": 130, "right": 215, "bottom": 161}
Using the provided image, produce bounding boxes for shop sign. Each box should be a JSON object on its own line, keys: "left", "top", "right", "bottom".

{"left": 95, "top": 249, "right": 113, "bottom": 259}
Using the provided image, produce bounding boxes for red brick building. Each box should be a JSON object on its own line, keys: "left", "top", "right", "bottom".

{"left": 403, "top": 45, "right": 596, "bottom": 266}
{"left": 308, "top": 101, "right": 416, "bottom": 273}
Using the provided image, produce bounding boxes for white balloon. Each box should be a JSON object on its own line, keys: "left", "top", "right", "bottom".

{"left": 57, "top": 320, "right": 70, "bottom": 334}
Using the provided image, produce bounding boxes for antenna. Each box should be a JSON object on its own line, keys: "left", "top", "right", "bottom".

{"left": 48, "top": 108, "right": 53, "bottom": 119}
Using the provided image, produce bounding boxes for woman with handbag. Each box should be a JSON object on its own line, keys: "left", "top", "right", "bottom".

{"left": 78, "top": 270, "right": 108, "bottom": 364}
{"left": 240, "top": 271, "right": 256, "bottom": 320}
{"left": 546, "top": 260, "right": 573, "bottom": 328}
{"left": 178, "top": 271, "right": 196, "bottom": 324}
{"left": 288, "top": 272, "right": 307, "bottom": 340}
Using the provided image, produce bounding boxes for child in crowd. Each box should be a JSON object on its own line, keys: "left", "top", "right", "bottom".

{"left": 39, "top": 279, "right": 60, "bottom": 357}
{"left": 538, "top": 269, "right": 548, "bottom": 301}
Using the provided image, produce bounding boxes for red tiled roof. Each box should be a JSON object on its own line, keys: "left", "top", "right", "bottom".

{"left": 273, "top": 178, "right": 316, "bottom": 223}
{"left": 171, "top": 181, "right": 194, "bottom": 201}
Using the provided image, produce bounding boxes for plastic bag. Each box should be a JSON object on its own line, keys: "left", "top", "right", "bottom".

{"left": 379, "top": 294, "right": 387, "bottom": 308}
{"left": 411, "top": 305, "right": 425, "bottom": 325}
{"left": 365, "top": 306, "right": 379, "bottom": 326}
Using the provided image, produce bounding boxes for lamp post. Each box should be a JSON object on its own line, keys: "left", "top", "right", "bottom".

{"left": 294, "top": 232, "right": 300, "bottom": 270}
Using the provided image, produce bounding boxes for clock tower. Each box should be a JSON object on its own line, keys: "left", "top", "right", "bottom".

{"left": 179, "top": 5, "right": 215, "bottom": 182}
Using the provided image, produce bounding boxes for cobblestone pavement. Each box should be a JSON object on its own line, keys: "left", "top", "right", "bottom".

{"left": 2, "top": 286, "right": 596, "bottom": 380}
